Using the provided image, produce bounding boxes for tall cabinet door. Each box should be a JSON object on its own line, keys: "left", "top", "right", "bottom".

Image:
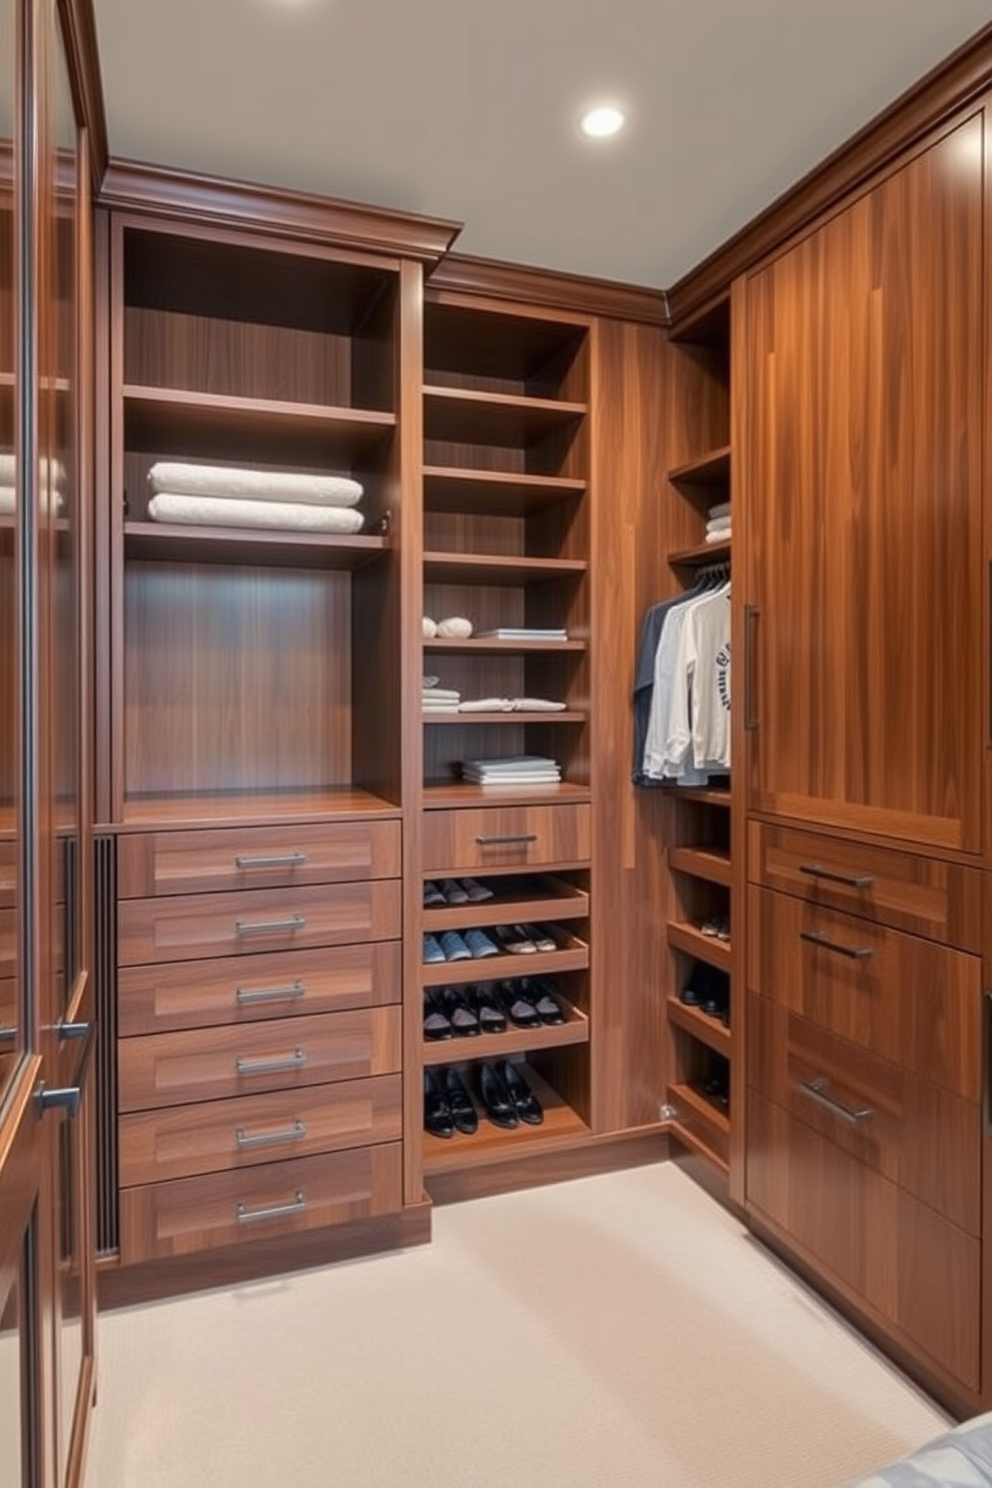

{"left": 742, "top": 114, "right": 984, "bottom": 853}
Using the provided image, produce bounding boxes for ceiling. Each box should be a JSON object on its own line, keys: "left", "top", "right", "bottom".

{"left": 91, "top": 0, "right": 992, "bottom": 290}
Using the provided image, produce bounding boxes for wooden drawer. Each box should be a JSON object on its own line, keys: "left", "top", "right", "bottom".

{"left": 118, "top": 1141, "right": 403, "bottom": 1264}
{"left": 748, "top": 996, "right": 980, "bottom": 1234}
{"left": 747, "top": 1089, "right": 980, "bottom": 1391}
{"left": 747, "top": 820, "right": 982, "bottom": 950}
{"left": 119, "top": 1073, "right": 403, "bottom": 1187}
{"left": 422, "top": 804, "right": 590, "bottom": 874}
{"left": 118, "top": 1006, "right": 401, "bottom": 1112}
{"left": 118, "top": 939, "right": 401, "bottom": 1036}
{"left": 117, "top": 819, "right": 401, "bottom": 898}
{"left": 747, "top": 885, "right": 982, "bottom": 1100}
{"left": 118, "top": 879, "right": 401, "bottom": 966}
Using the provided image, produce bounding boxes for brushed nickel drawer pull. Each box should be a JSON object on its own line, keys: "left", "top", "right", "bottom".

{"left": 236, "top": 1190, "right": 306, "bottom": 1225}
{"left": 799, "top": 863, "right": 874, "bottom": 890}
{"left": 235, "top": 914, "right": 306, "bottom": 937}
{"left": 235, "top": 851, "right": 307, "bottom": 870}
{"left": 235, "top": 980, "right": 306, "bottom": 1007}
{"left": 799, "top": 1076, "right": 873, "bottom": 1124}
{"left": 474, "top": 833, "right": 538, "bottom": 846}
{"left": 0, "top": 1025, "right": 16, "bottom": 1044}
{"left": 235, "top": 1119, "right": 307, "bottom": 1150}
{"left": 800, "top": 929, "right": 873, "bottom": 960}
{"left": 235, "top": 1049, "right": 306, "bottom": 1077}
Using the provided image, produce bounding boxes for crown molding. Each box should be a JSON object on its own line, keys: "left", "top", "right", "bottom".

{"left": 429, "top": 252, "right": 668, "bottom": 326}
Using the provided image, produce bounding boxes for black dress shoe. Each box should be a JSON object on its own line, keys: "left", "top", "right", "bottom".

{"left": 471, "top": 983, "right": 507, "bottom": 1034}
{"left": 478, "top": 1061, "right": 519, "bottom": 1128}
{"left": 424, "top": 1070, "right": 455, "bottom": 1138}
{"left": 498, "top": 980, "right": 541, "bottom": 1029}
{"left": 441, "top": 985, "right": 481, "bottom": 1037}
{"left": 500, "top": 1060, "right": 544, "bottom": 1125}
{"left": 528, "top": 977, "right": 565, "bottom": 1026}
{"left": 443, "top": 1067, "right": 478, "bottom": 1134}
{"left": 423, "top": 987, "right": 453, "bottom": 1041}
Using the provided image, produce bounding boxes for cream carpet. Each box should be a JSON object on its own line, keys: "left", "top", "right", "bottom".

{"left": 85, "top": 1163, "right": 950, "bottom": 1488}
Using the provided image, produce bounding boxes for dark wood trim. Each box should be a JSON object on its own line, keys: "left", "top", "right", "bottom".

{"left": 98, "top": 158, "right": 462, "bottom": 264}
{"left": 425, "top": 1128, "right": 670, "bottom": 1205}
{"left": 96, "top": 1201, "right": 432, "bottom": 1310}
{"left": 668, "top": 22, "right": 992, "bottom": 329}
{"left": 429, "top": 252, "right": 669, "bottom": 326}
{"left": 56, "top": 0, "right": 108, "bottom": 189}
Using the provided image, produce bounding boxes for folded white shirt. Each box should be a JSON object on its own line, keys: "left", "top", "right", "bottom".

{"left": 147, "top": 492, "right": 364, "bottom": 533}
{"left": 147, "top": 462, "right": 363, "bottom": 508}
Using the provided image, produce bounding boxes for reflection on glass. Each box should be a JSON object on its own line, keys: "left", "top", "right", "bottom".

{"left": 0, "top": 0, "right": 17, "bottom": 1102}
{"left": 0, "top": 1272, "right": 23, "bottom": 1483}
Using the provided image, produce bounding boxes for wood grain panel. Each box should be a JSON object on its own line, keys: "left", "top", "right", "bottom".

{"left": 422, "top": 803, "right": 590, "bottom": 873}
{"left": 747, "top": 1089, "right": 980, "bottom": 1390}
{"left": 118, "top": 1141, "right": 403, "bottom": 1264}
{"left": 747, "top": 819, "right": 983, "bottom": 950}
{"left": 747, "top": 995, "right": 980, "bottom": 1233}
{"left": 118, "top": 939, "right": 401, "bottom": 1036}
{"left": 0, "top": 908, "right": 13, "bottom": 980}
{"left": 743, "top": 117, "right": 983, "bottom": 851}
{"left": 118, "top": 1006, "right": 401, "bottom": 1112}
{"left": 117, "top": 819, "right": 401, "bottom": 897}
{"left": 747, "top": 885, "right": 981, "bottom": 1099}
{"left": 118, "top": 1073, "right": 402, "bottom": 1186}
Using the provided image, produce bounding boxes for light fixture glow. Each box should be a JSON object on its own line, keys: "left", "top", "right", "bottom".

{"left": 580, "top": 105, "right": 626, "bottom": 139}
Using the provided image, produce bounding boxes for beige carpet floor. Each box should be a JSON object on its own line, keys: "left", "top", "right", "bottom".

{"left": 85, "top": 1162, "right": 950, "bottom": 1488}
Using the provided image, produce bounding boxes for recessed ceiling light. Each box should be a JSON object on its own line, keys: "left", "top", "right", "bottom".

{"left": 580, "top": 105, "right": 626, "bottom": 140}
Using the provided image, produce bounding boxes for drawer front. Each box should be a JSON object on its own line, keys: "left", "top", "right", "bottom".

{"left": 747, "top": 820, "right": 982, "bottom": 950}
{"left": 118, "top": 940, "right": 401, "bottom": 1037}
{"left": 748, "top": 996, "right": 980, "bottom": 1234}
{"left": 747, "top": 1089, "right": 980, "bottom": 1390}
{"left": 747, "top": 884, "right": 982, "bottom": 1100}
{"left": 118, "top": 1006, "right": 401, "bottom": 1112}
{"left": 119, "top": 1073, "right": 403, "bottom": 1187}
{"left": 118, "top": 1141, "right": 403, "bottom": 1264}
{"left": 118, "top": 879, "right": 401, "bottom": 966}
{"left": 422, "top": 804, "right": 590, "bottom": 874}
{"left": 117, "top": 819, "right": 402, "bottom": 898}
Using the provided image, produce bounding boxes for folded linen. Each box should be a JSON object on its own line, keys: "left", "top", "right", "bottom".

{"left": 705, "top": 527, "right": 731, "bottom": 544}
{"left": 0, "top": 485, "right": 64, "bottom": 516}
{"left": 0, "top": 454, "right": 67, "bottom": 489}
{"left": 458, "top": 697, "right": 567, "bottom": 713}
{"left": 147, "top": 493, "right": 365, "bottom": 534}
{"left": 706, "top": 517, "right": 732, "bottom": 535}
{"left": 707, "top": 501, "right": 731, "bottom": 521}
{"left": 147, "top": 462, "right": 363, "bottom": 508}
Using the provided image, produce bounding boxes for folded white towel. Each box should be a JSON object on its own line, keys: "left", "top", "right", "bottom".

{"left": 0, "top": 455, "right": 67, "bottom": 490}
{"left": 705, "top": 527, "right": 731, "bottom": 544}
{"left": 707, "top": 501, "right": 731, "bottom": 521}
{"left": 147, "top": 493, "right": 365, "bottom": 534}
{"left": 147, "top": 462, "right": 363, "bottom": 508}
{"left": 706, "top": 516, "right": 732, "bottom": 535}
{"left": 436, "top": 616, "right": 473, "bottom": 638}
{"left": 0, "top": 485, "right": 64, "bottom": 516}
{"left": 459, "top": 698, "right": 514, "bottom": 713}
{"left": 511, "top": 698, "right": 567, "bottom": 712}
{"left": 423, "top": 617, "right": 438, "bottom": 638}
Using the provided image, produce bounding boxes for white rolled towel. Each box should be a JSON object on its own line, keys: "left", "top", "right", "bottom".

{"left": 423, "top": 617, "right": 438, "bottom": 638}
{"left": 147, "top": 462, "right": 363, "bottom": 508}
{"left": 0, "top": 485, "right": 64, "bottom": 516}
{"left": 0, "top": 455, "right": 67, "bottom": 490}
{"left": 147, "top": 493, "right": 364, "bottom": 534}
{"left": 436, "top": 616, "right": 473, "bottom": 638}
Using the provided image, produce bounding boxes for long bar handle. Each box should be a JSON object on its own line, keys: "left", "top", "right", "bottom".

{"left": 235, "top": 1120, "right": 307, "bottom": 1151}
{"left": 235, "top": 914, "right": 306, "bottom": 937}
{"left": 799, "top": 863, "right": 875, "bottom": 890}
{"left": 235, "top": 1049, "right": 306, "bottom": 1077}
{"left": 235, "top": 851, "right": 307, "bottom": 870}
{"left": 799, "top": 1076, "right": 873, "bottom": 1124}
{"left": 800, "top": 929, "right": 873, "bottom": 960}
{"left": 475, "top": 833, "right": 538, "bottom": 846}
{"left": 743, "top": 603, "right": 759, "bottom": 731}
{"left": 235, "top": 980, "right": 306, "bottom": 1007}
{"left": 236, "top": 1191, "right": 306, "bottom": 1225}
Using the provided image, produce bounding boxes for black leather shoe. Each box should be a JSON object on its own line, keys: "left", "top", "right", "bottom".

{"left": 443, "top": 1067, "right": 478, "bottom": 1134}
{"left": 478, "top": 1061, "right": 519, "bottom": 1128}
{"left": 424, "top": 1070, "right": 455, "bottom": 1138}
{"left": 441, "top": 985, "right": 481, "bottom": 1037}
{"left": 498, "top": 980, "right": 541, "bottom": 1029}
{"left": 528, "top": 977, "right": 565, "bottom": 1025}
{"left": 471, "top": 983, "right": 507, "bottom": 1034}
{"left": 423, "top": 987, "right": 453, "bottom": 1041}
{"left": 500, "top": 1060, "right": 544, "bottom": 1125}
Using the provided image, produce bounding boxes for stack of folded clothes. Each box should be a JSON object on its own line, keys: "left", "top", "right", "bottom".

{"left": 457, "top": 696, "right": 566, "bottom": 713}
{"left": 423, "top": 677, "right": 461, "bottom": 714}
{"left": 145, "top": 461, "right": 365, "bottom": 533}
{"left": 461, "top": 756, "right": 561, "bottom": 786}
{"left": 0, "top": 453, "right": 66, "bottom": 515}
{"left": 705, "top": 500, "right": 731, "bottom": 543}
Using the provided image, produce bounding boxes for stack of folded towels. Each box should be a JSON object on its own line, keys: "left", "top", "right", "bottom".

{"left": 146, "top": 461, "right": 365, "bottom": 533}
{"left": 705, "top": 500, "right": 731, "bottom": 543}
{"left": 423, "top": 677, "right": 461, "bottom": 714}
{"left": 462, "top": 756, "right": 562, "bottom": 786}
{"left": 458, "top": 697, "right": 566, "bottom": 713}
{"left": 0, "top": 453, "right": 66, "bottom": 515}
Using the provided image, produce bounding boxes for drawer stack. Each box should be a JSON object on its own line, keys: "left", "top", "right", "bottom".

{"left": 115, "top": 818, "right": 404, "bottom": 1263}
{"left": 745, "top": 821, "right": 983, "bottom": 1394}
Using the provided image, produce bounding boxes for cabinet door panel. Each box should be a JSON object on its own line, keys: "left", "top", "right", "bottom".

{"left": 743, "top": 116, "right": 983, "bottom": 851}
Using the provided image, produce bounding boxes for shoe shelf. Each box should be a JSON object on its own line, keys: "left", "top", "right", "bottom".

{"left": 667, "top": 1082, "right": 731, "bottom": 1173}
{"left": 422, "top": 876, "right": 588, "bottom": 931}
{"left": 420, "top": 932, "right": 589, "bottom": 988}
{"left": 668, "top": 845, "right": 731, "bottom": 887}
{"left": 423, "top": 1064, "right": 590, "bottom": 1175}
{"left": 666, "top": 921, "right": 731, "bottom": 973}
{"left": 423, "top": 1002, "right": 589, "bottom": 1068}
{"left": 666, "top": 998, "right": 730, "bottom": 1057}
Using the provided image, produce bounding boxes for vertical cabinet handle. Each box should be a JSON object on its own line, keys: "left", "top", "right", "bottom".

{"left": 743, "top": 603, "right": 759, "bottom": 731}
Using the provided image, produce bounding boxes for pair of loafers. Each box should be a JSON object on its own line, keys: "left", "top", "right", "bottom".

{"left": 423, "top": 877, "right": 493, "bottom": 906}
{"left": 479, "top": 1060, "right": 544, "bottom": 1128}
{"left": 498, "top": 978, "right": 564, "bottom": 1028}
{"left": 493, "top": 923, "right": 558, "bottom": 955}
{"left": 423, "top": 985, "right": 507, "bottom": 1040}
{"left": 424, "top": 1068, "right": 478, "bottom": 1137}
{"left": 422, "top": 928, "right": 500, "bottom": 964}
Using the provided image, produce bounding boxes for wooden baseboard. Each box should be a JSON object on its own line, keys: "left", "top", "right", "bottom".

{"left": 97, "top": 1200, "right": 432, "bottom": 1311}
{"left": 426, "top": 1126, "right": 670, "bottom": 1205}
{"left": 669, "top": 1131, "right": 743, "bottom": 1218}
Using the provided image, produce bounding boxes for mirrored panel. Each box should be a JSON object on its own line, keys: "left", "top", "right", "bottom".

{"left": 0, "top": 0, "right": 18, "bottom": 1102}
